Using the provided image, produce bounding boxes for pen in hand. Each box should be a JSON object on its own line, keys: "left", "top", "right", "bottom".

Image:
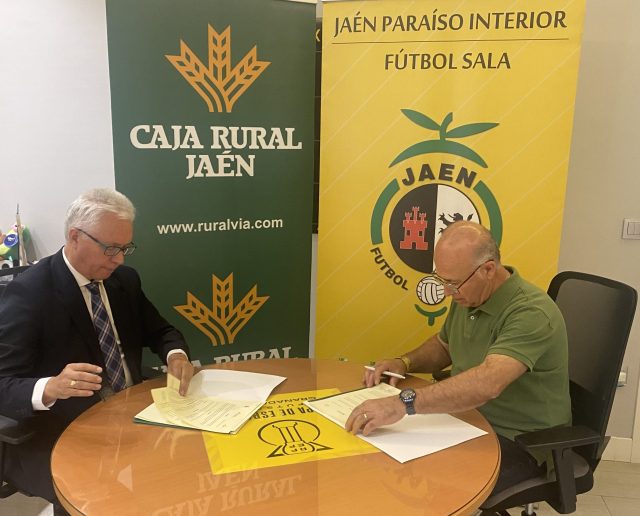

{"left": 364, "top": 365, "right": 406, "bottom": 379}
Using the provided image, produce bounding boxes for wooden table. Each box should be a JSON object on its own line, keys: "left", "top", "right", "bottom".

{"left": 52, "top": 359, "right": 499, "bottom": 515}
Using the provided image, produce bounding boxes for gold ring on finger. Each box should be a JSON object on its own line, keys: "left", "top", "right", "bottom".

{"left": 363, "top": 412, "right": 368, "bottom": 420}
{"left": 70, "top": 379, "right": 77, "bottom": 387}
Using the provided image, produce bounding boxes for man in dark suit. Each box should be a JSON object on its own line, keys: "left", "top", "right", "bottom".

{"left": 0, "top": 188, "right": 194, "bottom": 508}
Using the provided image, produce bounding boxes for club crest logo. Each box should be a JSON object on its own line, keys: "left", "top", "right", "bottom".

{"left": 166, "top": 25, "right": 270, "bottom": 112}
{"left": 258, "top": 420, "right": 331, "bottom": 458}
{"left": 370, "top": 109, "right": 503, "bottom": 325}
{"left": 174, "top": 273, "right": 268, "bottom": 346}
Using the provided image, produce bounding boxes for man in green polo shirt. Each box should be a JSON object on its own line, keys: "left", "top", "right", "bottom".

{"left": 345, "top": 221, "right": 571, "bottom": 496}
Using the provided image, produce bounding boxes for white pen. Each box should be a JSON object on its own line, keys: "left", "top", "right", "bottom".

{"left": 364, "top": 365, "right": 406, "bottom": 379}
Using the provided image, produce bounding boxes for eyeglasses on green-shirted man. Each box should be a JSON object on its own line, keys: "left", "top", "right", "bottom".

{"left": 431, "top": 260, "right": 493, "bottom": 295}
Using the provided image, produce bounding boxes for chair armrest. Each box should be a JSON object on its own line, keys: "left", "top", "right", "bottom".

{"left": 514, "top": 425, "right": 600, "bottom": 514}
{"left": 0, "top": 414, "right": 35, "bottom": 446}
{"left": 432, "top": 369, "right": 452, "bottom": 382}
{"left": 514, "top": 425, "right": 600, "bottom": 453}
{"left": 1, "top": 414, "right": 35, "bottom": 498}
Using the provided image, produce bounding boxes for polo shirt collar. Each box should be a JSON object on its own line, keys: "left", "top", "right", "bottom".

{"left": 470, "top": 266, "right": 520, "bottom": 315}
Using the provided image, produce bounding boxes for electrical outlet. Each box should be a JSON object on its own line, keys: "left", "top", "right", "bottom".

{"left": 618, "top": 369, "right": 627, "bottom": 386}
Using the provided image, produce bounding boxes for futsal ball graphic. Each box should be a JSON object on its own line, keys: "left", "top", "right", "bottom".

{"left": 416, "top": 276, "right": 445, "bottom": 305}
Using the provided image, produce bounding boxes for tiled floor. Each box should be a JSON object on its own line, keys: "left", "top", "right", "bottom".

{"left": 2, "top": 460, "right": 640, "bottom": 515}
{"left": 528, "top": 460, "right": 640, "bottom": 515}
{"left": 0, "top": 492, "right": 51, "bottom": 516}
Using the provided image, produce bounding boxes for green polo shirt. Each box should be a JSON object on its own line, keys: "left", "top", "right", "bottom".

{"left": 439, "top": 267, "right": 571, "bottom": 442}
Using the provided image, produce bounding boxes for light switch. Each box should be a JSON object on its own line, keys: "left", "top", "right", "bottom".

{"left": 622, "top": 219, "right": 640, "bottom": 239}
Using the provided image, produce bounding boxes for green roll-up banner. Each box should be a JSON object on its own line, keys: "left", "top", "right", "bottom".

{"left": 106, "top": 0, "right": 315, "bottom": 365}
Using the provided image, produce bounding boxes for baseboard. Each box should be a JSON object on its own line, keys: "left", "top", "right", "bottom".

{"left": 602, "top": 436, "right": 633, "bottom": 461}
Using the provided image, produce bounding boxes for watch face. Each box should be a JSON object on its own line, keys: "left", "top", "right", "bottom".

{"left": 399, "top": 388, "right": 416, "bottom": 415}
{"left": 400, "top": 388, "right": 416, "bottom": 403}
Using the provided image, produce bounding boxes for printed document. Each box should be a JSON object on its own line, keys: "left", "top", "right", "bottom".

{"left": 306, "top": 383, "right": 487, "bottom": 463}
{"left": 134, "top": 369, "right": 285, "bottom": 434}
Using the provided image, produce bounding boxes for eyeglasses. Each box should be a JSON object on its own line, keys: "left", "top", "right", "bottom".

{"left": 431, "top": 261, "right": 491, "bottom": 295}
{"left": 76, "top": 228, "right": 137, "bottom": 257}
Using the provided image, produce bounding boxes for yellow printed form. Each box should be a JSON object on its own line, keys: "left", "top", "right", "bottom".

{"left": 202, "top": 390, "right": 378, "bottom": 474}
{"left": 305, "top": 383, "right": 400, "bottom": 427}
{"left": 166, "top": 373, "right": 180, "bottom": 391}
{"left": 151, "top": 388, "right": 262, "bottom": 434}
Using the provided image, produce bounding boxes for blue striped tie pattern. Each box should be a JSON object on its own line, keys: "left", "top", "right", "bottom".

{"left": 86, "top": 282, "right": 126, "bottom": 392}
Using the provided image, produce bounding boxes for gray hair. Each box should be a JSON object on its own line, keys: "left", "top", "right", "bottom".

{"left": 64, "top": 188, "right": 135, "bottom": 237}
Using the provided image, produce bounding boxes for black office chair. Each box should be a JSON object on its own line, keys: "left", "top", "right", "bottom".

{"left": 0, "top": 265, "right": 30, "bottom": 297}
{"left": 480, "top": 271, "right": 637, "bottom": 515}
{"left": 0, "top": 417, "right": 35, "bottom": 498}
{"left": 431, "top": 368, "right": 451, "bottom": 382}
{"left": 0, "top": 265, "right": 34, "bottom": 498}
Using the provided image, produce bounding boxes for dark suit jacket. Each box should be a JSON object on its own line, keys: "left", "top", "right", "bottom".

{"left": 0, "top": 248, "right": 188, "bottom": 498}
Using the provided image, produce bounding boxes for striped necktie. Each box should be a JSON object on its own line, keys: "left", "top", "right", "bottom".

{"left": 86, "top": 282, "right": 126, "bottom": 392}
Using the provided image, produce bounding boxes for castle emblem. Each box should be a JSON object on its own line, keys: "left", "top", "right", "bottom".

{"left": 400, "top": 207, "right": 428, "bottom": 250}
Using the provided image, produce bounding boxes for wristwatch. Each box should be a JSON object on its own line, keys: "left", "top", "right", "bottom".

{"left": 399, "top": 388, "right": 417, "bottom": 415}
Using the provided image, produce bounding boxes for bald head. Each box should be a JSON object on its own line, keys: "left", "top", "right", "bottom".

{"left": 433, "top": 222, "right": 506, "bottom": 307}
{"left": 437, "top": 221, "right": 500, "bottom": 265}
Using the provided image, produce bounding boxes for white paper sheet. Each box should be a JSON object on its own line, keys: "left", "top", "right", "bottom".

{"left": 186, "top": 369, "right": 286, "bottom": 401}
{"left": 306, "top": 384, "right": 487, "bottom": 463}
{"left": 359, "top": 413, "right": 487, "bottom": 463}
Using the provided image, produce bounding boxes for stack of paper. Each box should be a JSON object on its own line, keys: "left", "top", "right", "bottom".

{"left": 134, "top": 369, "right": 286, "bottom": 434}
{"left": 305, "top": 383, "right": 488, "bottom": 463}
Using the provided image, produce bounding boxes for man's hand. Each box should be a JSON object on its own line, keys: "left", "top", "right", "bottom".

{"left": 43, "top": 363, "right": 103, "bottom": 405}
{"left": 345, "top": 396, "right": 405, "bottom": 436}
{"left": 167, "top": 353, "right": 194, "bottom": 396}
{"left": 363, "top": 358, "right": 407, "bottom": 387}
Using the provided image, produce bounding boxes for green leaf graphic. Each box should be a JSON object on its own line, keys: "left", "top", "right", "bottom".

{"left": 440, "top": 112, "right": 454, "bottom": 136}
{"left": 392, "top": 109, "right": 498, "bottom": 168}
{"left": 446, "top": 122, "right": 499, "bottom": 139}
{"left": 414, "top": 304, "right": 448, "bottom": 326}
{"left": 401, "top": 109, "right": 440, "bottom": 130}
{"left": 389, "top": 140, "right": 489, "bottom": 168}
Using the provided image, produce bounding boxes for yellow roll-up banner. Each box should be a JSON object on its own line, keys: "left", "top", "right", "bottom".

{"left": 317, "top": 0, "right": 586, "bottom": 361}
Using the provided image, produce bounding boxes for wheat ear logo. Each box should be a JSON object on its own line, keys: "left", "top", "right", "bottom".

{"left": 174, "top": 273, "right": 268, "bottom": 346}
{"left": 166, "top": 25, "right": 270, "bottom": 113}
{"left": 390, "top": 110, "right": 498, "bottom": 168}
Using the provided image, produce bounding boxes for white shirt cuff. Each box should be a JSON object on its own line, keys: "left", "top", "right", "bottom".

{"left": 32, "top": 351, "right": 187, "bottom": 410}
{"left": 167, "top": 349, "right": 188, "bottom": 361}
{"left": 32, "top": 377, "right": 56, "bottom": 410}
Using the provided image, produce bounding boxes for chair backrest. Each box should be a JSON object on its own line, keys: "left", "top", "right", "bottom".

{"left": 0, "top": 265, "right": 31, "bottom": 297}
{"left": 547, "top": 271, "right": 637, "bottom": 469}
{"left": 0, "top": 265, "right": 32, "bottom": 498}
{"left": 0, "top": 265, "right": 30, "bottom": 278}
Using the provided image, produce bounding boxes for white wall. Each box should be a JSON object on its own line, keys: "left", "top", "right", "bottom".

{"left": 1, "top": 0, "right": 639, "bottom": 448}
{"left": 559, "top": 0, "right": 640, "bottom": 439}
{"left": 0, "top": 1, "right": 114, "bottom": 258}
